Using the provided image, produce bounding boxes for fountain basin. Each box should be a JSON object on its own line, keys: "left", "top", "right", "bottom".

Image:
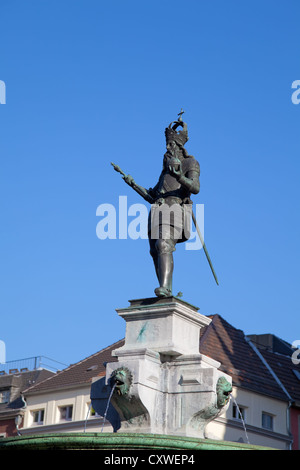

{"left": 0, "top": 432, "right": 275, "bottom": 450}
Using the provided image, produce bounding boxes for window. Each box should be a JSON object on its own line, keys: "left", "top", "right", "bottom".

{"left": 232, "top": 404, "right": 246, "bottom": 422}
{"left": 32, "top": 409, "right": 44, "bottom": 425}
{"left": 59, "top": 405, "right": 73, "bottom": 421}
{"left": 262, "top": 412, "right": 273, "bottom": 430}
{"left": 0, "top": 390, "right": 10, "bottom": 404}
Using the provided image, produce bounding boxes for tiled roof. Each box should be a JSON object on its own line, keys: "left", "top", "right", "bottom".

{"left": 0, "top": 369, "right": 55, "bottom": 414}
{"left": 258, "top": 348, "right": 300, "bottom": 404}
{"left": 23, "top": 315, "right": 297, "bottom": 404}
{"left": 23, "top": 339, "right": 124, "bottom": 395}
{"left": 199, "top": 315, "right": 288, "bottom": 401}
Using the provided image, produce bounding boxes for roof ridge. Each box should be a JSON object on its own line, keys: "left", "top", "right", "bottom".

{"left": 213, "top": 313, "right": 243, "bottom": 332}
{"left": 202, "top": 313, "right": 238, "bottom": 336}
{"left": 23, "top": 338, "right": 124, "bottom": 393}
{"left": 65, "top": 337, "right": 125, "bottom": 370}
{"left": 200, "top": 314, "right": 217, "bottom": 345}
{"left": 245, "top": 336, "right": 293, "bottom": 401}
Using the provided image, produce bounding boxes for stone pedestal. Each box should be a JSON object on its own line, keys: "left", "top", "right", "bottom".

{"left": 91, "top": 297, "right": 232, "bottom": 439}
{"left": 114, "top": 297, "right": 211, "bottom": 356}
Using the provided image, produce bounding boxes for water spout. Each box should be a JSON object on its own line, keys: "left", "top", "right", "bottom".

{"left": 84, "top": 402, "right": 92, "bottom": 433}
{"left": 231, "top": 396, "right": 250, "bottom": 445}
{"left": 101, "top": 382, "right": 116, "bottom": 432}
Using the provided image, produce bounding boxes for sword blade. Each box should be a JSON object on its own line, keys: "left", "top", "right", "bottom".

{"left": 192, "top": 211, "right": 219, "bottom": 285}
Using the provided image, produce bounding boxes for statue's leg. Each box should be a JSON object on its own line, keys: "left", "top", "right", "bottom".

{"left": 149, "top": 220, "right": 180, "bottom": 297}
{"left": 155, "top": 253, "right": 173, "bottom": 297}
{"left": 149, "top": 238, "right": 160, "bottom": 284}
{"left": 153, "top": 238, "right": 176, "bottom": 297}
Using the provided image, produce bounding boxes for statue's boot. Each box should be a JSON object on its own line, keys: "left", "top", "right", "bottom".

{"left": 152, "top": 254, "right": 160, "bottom": 285}
{"left": 154, "top": 253, "right": 173, "bottom": 297}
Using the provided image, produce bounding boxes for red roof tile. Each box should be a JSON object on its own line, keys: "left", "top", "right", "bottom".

{"left": 258, "top": 348, "right": 300, "bottom": 404}
{"left": 23, "top": 339, "right": 124, "bottom": 394}
{"left": 23, "top": 314, "right": 292, "bottom": 403}
{"left": 200, "top": 315, "right": 288, "bottom": 401}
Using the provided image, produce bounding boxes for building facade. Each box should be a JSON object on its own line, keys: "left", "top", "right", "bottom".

{"left": 20, "top": 340, "right": 123, "bottom": 435}
{"left": 6, "top": 316, "right": 299, "bottom": 450}
{"left": 0, "top": 368, "right": 54, "bottom": 438}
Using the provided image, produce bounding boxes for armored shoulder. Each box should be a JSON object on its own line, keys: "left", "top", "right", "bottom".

{"left": 184, "top": 155, "right": 200, "bottom": 174}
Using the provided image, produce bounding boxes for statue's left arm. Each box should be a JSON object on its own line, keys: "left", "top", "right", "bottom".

{"left": 170, "top": 159, "right": 200, "bottom": 195}
{"left": 178, "top": 168, "right": 200, "bottom": 194}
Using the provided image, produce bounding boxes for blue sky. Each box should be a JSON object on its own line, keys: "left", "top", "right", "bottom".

{"left": 0, "top": 0, "right": 299, "bottom": 367}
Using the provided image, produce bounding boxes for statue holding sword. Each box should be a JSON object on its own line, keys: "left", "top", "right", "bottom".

{"left": 112, "top": 111, "right": 218, "bottom": 298}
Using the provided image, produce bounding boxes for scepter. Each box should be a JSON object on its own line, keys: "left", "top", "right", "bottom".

{"left": 111, "top": 162, "right": 154, "bottom": 203}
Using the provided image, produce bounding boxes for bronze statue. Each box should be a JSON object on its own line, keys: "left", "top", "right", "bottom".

{"left": 112, "top": 111, "right": 218, "bottom": 298}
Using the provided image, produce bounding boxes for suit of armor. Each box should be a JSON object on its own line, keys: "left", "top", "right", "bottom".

{"left": 147, "top": 120, "right": 200, "bottom": 297}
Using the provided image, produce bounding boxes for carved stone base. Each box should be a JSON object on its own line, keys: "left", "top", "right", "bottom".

{"left": 91, "top": 297, "right": 232, "bottom": 438}
{"left": 114, "top": 297, "right": 211, "bottom": 357}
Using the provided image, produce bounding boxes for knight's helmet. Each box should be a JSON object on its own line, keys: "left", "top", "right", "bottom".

{"left": 165, "top": 117, "right": 188, "bottom": 148}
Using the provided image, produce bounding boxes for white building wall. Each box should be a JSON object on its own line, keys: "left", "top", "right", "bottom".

{"left": 205, "top": 386, "right": 290, "bottom": 449}
{"left": 22, "top": 384, "right": 291, "bottom": 449}
{"left": 22, "top": 385, "right": 113, "bottom": 434}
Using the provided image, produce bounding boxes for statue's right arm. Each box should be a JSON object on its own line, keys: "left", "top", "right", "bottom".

{"left": 148, "top": 171, "right": 164, "bottom": 200}
{"left": 123, "top": 175, "right": 154, "bottom": 203}
{"left": 148, "top": 185, "right": 158, "bottom": 200}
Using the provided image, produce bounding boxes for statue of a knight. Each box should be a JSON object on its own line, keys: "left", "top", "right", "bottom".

{"left": 122, "top": 113, "right": 200, "bottom": 298}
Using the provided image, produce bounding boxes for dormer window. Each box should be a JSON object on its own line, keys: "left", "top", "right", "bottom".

{"left": 0, "top": 390, "right": 10, "bottom": 404}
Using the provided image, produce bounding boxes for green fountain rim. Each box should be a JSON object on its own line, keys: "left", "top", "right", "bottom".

{"left": 0, "top": 432, "right": 276, "bottom": 451}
